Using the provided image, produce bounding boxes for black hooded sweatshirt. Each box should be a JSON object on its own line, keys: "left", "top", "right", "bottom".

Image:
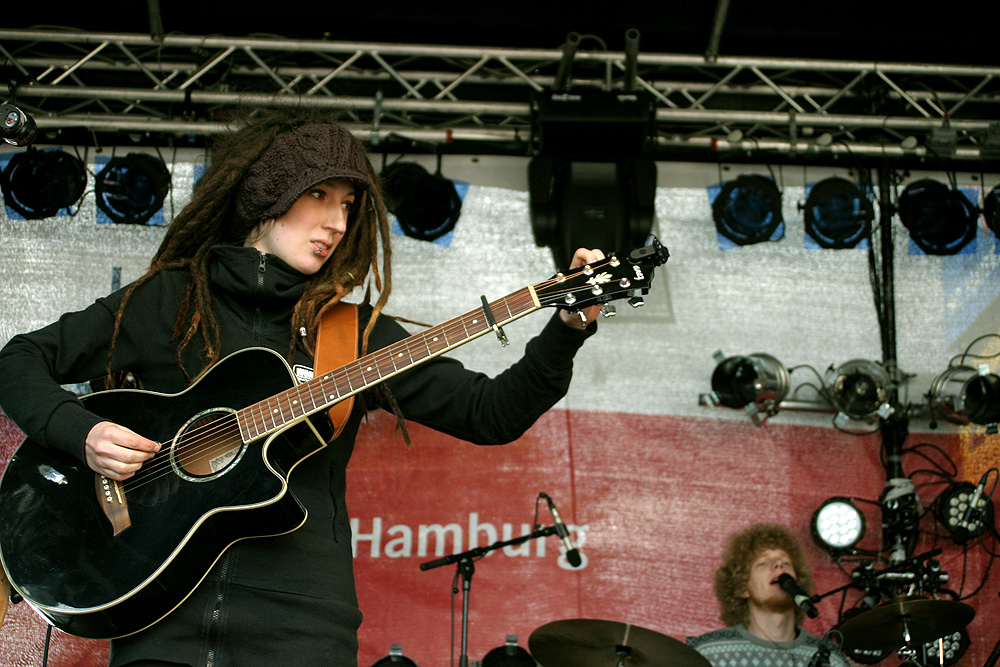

{"left": 0, "top": 245, "right": 592, "bottom": 667}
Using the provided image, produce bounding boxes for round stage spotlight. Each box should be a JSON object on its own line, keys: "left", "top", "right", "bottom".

{"left": 928, "top": 365, "right": 1000, "bottom": 426}
{"left": 1, "top": 103, "right": 37, "bottom": 147}
{"left": 804, "top": 177, "right": 873, "bottom": 249}
{"left": 0, "top": 148, "right": 87, "bottom": 219}
{"left": 95, "top": 153, "right": 171, "bottom": 225}
{"left": 928, "top": 365, "right": 978, "bottom": 425}
{"left": 897, "top": 179, "right": 977, "bottom": 255}
{"left": 381, "top": 161, "right": 462, "bottom": 242}
{"left": 712, "top": 174, "right": 783, "bottom": 246}
{"left": 812, "top": 497, "right": 865, "bottom": 553}
{"left": 710, "top": 353, "right": 789, "bottom": 422}
{"left": 963, "top": 370, "right": 1000, "bottom": 427}
{"left": 935, "top": 481, "right": 994, "bottom": 544}
{"left": 829, "top": 359, "right": 892, "bottom": 421}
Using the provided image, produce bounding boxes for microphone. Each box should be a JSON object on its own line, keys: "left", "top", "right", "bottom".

{"left": 775, "top": 573, "right": 819, "bottom": 618}
{"left": 542, "top": 493, "right": 582, "bottom": 567}
{"left": 959, "top": 473, "right": 988, "bottom": 530}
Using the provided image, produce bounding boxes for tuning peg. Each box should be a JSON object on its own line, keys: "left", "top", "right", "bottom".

{"left": 628, "top": 296, "right": 645, "bottom": 308}
{"left": 600, "top": 305, "right": 617, "bottom": 318}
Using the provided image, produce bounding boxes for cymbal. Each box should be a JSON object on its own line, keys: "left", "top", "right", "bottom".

{"left": 839, "top": 598, "right": 975, "bottom": 650}
{"left": 529, "top": 619, "right": 711, "bottom": 667}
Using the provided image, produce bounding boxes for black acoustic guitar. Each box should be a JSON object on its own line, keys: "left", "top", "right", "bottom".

{"left": 0, "top": 239, "right": 668, "bottom": 639}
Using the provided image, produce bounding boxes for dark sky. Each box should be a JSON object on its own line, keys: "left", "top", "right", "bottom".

{"left": 6, "top": 1, "right": 997, "bottom": 66}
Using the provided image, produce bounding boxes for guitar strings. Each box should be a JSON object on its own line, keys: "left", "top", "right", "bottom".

{"left": 124, "top": 262, "right": 618, "bottom": 490}
{"left": 123, "top": 279, "right": 600, "bottom": 491}
{"left": 122, "top": 256, "right": 624, "bottom": 493}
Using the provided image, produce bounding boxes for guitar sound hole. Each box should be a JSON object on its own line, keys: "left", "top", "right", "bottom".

{"left": 171, "top": 408, "right": 245, "bottom": 481}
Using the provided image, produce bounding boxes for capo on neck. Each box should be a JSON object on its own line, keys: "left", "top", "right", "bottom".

{"left": 480, "top": 295, "right": 509, "bottom": 346}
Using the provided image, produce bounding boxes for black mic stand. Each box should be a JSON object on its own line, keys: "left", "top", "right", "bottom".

{"left": 419, "top": 524, "right": 559, "bottom": 667}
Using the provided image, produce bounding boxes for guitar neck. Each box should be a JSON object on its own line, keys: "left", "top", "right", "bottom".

{"left": 236, "top": 286, "right": 541, "bottom": 441}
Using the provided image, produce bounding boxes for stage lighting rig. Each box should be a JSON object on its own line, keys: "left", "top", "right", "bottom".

{"left": 0, "top": 148, "right": 87, "bottom": 219}
{"left": 803, "top": 177, "right": 873, "bottom": 249}
{"left": 963, "top": 368, "right": 1000, "bottom": 433}
{"left": 711, "top": 174, "right": 784, "bottom": 246}
{"left": 934, "top": 473, "right": 997, "bottom": 545}
{"left": 812, "top": 497, "right": 866, "bottom": 554}
{"left": 702, "top": 351, "right": 790, "bottom": 426}
{"left": 928, "top": 365, "right": 981, "bottom": 426}
{"left": 95, "top": 153, "right": 171, "bottom": 225}
{"left": 811, "top": 486, "right": 919, "bottom": 564}
{"left": 381, "top": 161, "right": 462, "bottom": 242}
{"left": 928, "top": 363, "right": 1000, "bottom": 433}
{"left": 528, "top": 30, "right": 656, "bottom": 269}
{"left": 827, "top": 359, "right": 895, "bottom": 423}
{"left": 897, "top": 179, "right": 977, "bottom": 256}
{"left": 0, "top": 103, "right": 36, "bottom": 147}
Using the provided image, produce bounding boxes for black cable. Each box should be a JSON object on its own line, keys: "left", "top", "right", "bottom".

{"left": 978, "top": 526, "right": 1000, "bottom": 558}
{"left": 790, "top": 382, "right": 828, "bottom": 400}
{"left": 955, "top": 542, "right": 970, "bottom": 599}
{"left": 950, "top": 333, "right": 1000, "bottom": 368}
{"left": 787, "top": 365, "right": 830, "bottom": 399}
{"left": 903, "top": 442, "right": 958, "bottom": 477}
{"left": 956, "top": 541, "right": 996, "bottom": 601}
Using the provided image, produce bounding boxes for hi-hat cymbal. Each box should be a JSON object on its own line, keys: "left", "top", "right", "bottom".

{"left": 529, "top": 619, "right": 711, "bottom": 667}
{"left": 839, "top": 598, "right": 975, "bottom": 651}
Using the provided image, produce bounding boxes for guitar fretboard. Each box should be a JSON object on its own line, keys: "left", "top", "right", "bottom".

{"left": 235, "top": 287, "right": 539, "bottom": 441}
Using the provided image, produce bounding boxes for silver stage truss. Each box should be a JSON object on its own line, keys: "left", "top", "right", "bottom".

{"left": 2, "top": 29, "right": 999, "bottom": 167}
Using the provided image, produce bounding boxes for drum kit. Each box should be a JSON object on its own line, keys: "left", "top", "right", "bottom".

{"left": 516, "top": 596, "right": 976, "bottom": 667}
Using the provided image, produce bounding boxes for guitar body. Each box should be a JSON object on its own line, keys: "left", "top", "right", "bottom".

{"left": 0, "top": 348, "right": 326, "bottom": 639}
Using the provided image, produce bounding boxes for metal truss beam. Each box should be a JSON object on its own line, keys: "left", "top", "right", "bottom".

{"left": 2, "top": 29, "right": 998, "bottom": 168}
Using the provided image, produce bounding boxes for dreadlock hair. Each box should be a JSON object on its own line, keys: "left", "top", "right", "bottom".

{"left": 713, "top": 523, "right": 813, "bottom": 628}
{"left": 108, "top": 107, "right": 393, "bottom": 387}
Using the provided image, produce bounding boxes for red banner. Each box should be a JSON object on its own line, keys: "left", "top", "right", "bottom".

{"left": 1, "top": 410, "right": 998, "bottom": 667}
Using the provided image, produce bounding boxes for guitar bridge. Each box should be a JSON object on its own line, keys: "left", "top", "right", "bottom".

{"left": 96, "top": 474, "right": 132, "bottom": 536}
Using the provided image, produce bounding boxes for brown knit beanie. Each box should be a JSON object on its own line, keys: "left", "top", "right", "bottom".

{"left": 234, "top": 123, "right": 372, "bottom": 226}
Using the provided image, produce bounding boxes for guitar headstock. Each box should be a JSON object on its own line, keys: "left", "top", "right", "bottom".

{"left": 534, "top": 236, "right": 669, "bottom": 312}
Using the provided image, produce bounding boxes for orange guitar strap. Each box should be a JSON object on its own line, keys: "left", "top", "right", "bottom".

{"left": 0, "top": 562, "right": 9, "bottom": 633}
{"left": 314, "top": 303, "right": 358, "bottom": 440}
